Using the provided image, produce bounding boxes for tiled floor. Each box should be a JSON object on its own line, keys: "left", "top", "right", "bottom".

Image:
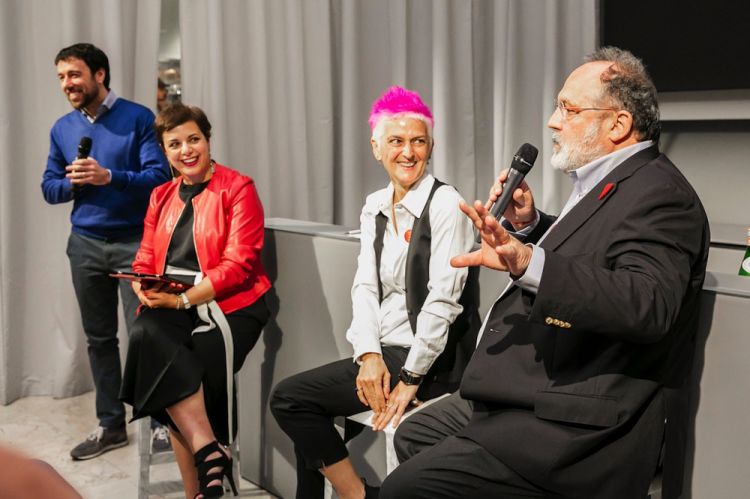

{"left": 0, "top": 391, "right": 277, "bottom": 498}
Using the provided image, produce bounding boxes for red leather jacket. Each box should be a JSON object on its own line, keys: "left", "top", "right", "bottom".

{"left": 133, "top": 163, "right": 271, "bottom": 313}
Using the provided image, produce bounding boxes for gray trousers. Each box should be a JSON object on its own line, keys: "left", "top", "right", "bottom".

{"left": 66, "top": 232, "right": 141, "bottom": 429}
{"left": 381, "top": 392, "right": 548, "bottom": 498}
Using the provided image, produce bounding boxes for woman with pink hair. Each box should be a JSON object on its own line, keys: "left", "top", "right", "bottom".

{"left": 271, "top": 86, "right": 480, "bottom": 499}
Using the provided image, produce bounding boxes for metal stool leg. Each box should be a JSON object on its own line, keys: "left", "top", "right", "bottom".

{"left": 137, "top": 417, "right": 152, "bottom": 499}
{"left": 137, "top": 417, "right": 183, "bottom": 497}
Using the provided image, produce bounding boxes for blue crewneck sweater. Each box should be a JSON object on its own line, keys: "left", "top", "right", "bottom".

{"left": 41, "top": 97, "right": 171, "bottom": 240}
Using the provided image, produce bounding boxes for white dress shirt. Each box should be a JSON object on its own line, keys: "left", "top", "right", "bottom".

{"left": 345, "top": 173, "right": 475, "bottom": 375}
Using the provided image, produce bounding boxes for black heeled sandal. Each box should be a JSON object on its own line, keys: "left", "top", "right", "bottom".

{"left": 193, "top": 441, "right": 238, "bottom": 498}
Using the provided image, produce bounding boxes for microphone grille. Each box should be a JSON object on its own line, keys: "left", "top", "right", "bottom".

{"left": 78, "top": 136, "right": 93, "bottom": 156}
{"left": 513, "top": 143, "right": 538, "bottom": 174}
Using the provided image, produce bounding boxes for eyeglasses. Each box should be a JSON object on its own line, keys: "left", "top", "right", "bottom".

{"left": 554, "top": 101, "right": 618, "bottom": 120}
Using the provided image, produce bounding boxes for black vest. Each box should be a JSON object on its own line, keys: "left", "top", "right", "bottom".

{"left": 374, "top": 179, "right": 480, "bottom": 398}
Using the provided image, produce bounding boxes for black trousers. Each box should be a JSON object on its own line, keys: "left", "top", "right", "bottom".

{"left": 270, "top": 346, "right": 409, "bottom": 499}
{"left": 381, "top": 392, "right": 549, "bottom": 499}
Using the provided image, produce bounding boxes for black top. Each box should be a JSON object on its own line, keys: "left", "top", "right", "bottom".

{"left": 166, "top": 180, "right": 210, "bottom": 273}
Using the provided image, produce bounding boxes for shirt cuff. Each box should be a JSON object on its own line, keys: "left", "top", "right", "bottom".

{"left": 352, "top": 337, "right": 383, "bottom": 365}
{"left": 501, "top": 210, "right": 541, "bottom": 240}
{"left": 514, "top": 244, "right": 544, "bottom": 294}
{"left": 402, "top": 351, "right": 429, "bottom": 376}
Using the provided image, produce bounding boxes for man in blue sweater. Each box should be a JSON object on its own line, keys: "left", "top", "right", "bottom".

{"left": 41, "top": 43, "right": 172, "bottom": 460}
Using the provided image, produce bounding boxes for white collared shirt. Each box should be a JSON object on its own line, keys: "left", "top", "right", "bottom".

{"left": 346, "top": 173, "right": 475, "bottom": 375}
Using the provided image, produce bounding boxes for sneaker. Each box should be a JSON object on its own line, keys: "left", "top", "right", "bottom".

{"left": 151, "top": 425, "right": 172, "bottom": 453}
{"left": 70, "top": 425, "right": 128, "bottom": 460}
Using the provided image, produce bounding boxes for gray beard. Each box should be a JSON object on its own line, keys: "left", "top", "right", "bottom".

{"left": 550, "top": 122, "right": 606, "bottom": 173}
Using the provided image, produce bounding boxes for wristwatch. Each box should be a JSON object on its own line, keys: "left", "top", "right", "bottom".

{"left": 180, "top": 293, "right": 192, "bottom": 310}
{"left": 399, "top": 367, "right": 423, "bottom": 386}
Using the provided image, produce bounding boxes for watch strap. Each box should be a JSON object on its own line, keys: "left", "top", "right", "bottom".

{"left": 399, "top": 367, "right": 423, "bottom": 386}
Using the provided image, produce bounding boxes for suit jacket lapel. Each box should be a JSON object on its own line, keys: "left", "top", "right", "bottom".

{"left": 540, "top": 145, "right": 660, "bottom": 252}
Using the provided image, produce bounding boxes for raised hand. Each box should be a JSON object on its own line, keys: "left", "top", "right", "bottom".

{"left": 452, "top": 200, "right": 533, "bottom": 278}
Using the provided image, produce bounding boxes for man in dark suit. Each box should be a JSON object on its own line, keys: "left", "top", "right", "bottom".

{"left": 379, "top": 47, "right": 710, "bottom": 499}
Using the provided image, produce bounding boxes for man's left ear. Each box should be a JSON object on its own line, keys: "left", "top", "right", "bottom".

{"left": 609, "top": 110, "right": 634, "bottom": 142}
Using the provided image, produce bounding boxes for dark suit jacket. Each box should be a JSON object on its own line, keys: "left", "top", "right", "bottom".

{"left": 459, "top": 146, "right": 710, "bottom": 499}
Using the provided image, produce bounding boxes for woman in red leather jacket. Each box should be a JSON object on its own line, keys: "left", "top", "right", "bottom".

{"left": 120, "top": 104, "right": 271, "bottom": 499}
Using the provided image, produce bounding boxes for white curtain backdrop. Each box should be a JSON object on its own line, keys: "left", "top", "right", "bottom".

{"left": 179, "top": 0, "right": 597, "bottom": 227}
{"left": 0, "top": 0, "right": 162, "bottom": 404}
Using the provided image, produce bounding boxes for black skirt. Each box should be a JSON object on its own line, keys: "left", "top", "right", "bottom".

{"left": 120, "top": 295, "right": 269, "bottom": 445}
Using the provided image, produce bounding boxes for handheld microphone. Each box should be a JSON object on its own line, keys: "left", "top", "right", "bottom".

{"left": 72, "top": 136, "right": 92, "bottom": 196}
{"left": 489, "top": 143, "right": 538, "bottom": 220}
{"left": 77, "top": 136, "right": 92, "bottom": 159}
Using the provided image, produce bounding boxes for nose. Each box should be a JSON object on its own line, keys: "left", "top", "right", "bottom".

{"left": 180, "top": 142, "right": 192, "bottom": 155}
{"left": 402, "top": 142, "right": 414, "bottom": 158}
{"left": 547, "top": 107, "right": 562, "bottom": 130}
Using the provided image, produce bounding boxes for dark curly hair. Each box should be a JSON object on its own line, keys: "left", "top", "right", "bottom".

{"left": 585, "top": 46, "right": 660, "bottom": 143}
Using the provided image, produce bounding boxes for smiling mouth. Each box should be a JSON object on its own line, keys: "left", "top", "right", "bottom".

{"left": 182, "top": 157, "right": 199, "bottom": 167}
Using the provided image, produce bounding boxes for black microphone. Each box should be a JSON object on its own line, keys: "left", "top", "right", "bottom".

{"left": 489, "top": 143, "right": 538, "bottom": 220}
{"left": 77, "top": 136, "right": 92, "bottom": 159}
{"left": 72, "top": 136, "right": 92, "bottom": 196}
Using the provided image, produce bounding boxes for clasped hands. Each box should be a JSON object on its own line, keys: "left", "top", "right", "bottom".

{"left": 355, "top": 353, "right": 421, "bottom": 431}
{"left": 451, "top": 169, "right": 536, "bottom": 277}
{"left": 132, "top": 281, "right": 188, "bottom": 309}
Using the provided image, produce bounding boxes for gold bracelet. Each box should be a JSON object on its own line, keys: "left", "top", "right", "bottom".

{"left": 175, "top": 294, "right": 181, "bottom": 310}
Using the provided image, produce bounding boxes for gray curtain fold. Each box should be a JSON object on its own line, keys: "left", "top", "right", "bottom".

{"left": 179, "top": 0, "right": 596, "bottom": 228}
{"left": 0, "top": 0, "right": 161, "bottom": 404}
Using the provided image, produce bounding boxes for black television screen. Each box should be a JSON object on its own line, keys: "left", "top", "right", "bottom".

{"left": 600, "top": 0, "right": 750, "bottom": 92}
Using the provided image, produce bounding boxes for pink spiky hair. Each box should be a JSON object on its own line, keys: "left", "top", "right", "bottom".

{"left": 368, "top": 86, "right": 434, "bottom": 132}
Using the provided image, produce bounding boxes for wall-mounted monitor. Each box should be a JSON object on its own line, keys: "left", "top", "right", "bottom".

{"left": 600, "top": 0, "right": 750, "bottom": 93}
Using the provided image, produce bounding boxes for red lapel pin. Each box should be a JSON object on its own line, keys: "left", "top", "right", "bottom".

{"left": 404, "top": 229, "right": 412, "bottom": 243}
{"left": 598, "top": 182, "right": 615, "bottom": 200}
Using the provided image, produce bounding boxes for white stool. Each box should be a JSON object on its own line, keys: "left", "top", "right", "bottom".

{"left": 137, "top": 417, "right": 183, "bottom": 498}
{"left": 324, "top": 393, "right": 451, "bottom": 498}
